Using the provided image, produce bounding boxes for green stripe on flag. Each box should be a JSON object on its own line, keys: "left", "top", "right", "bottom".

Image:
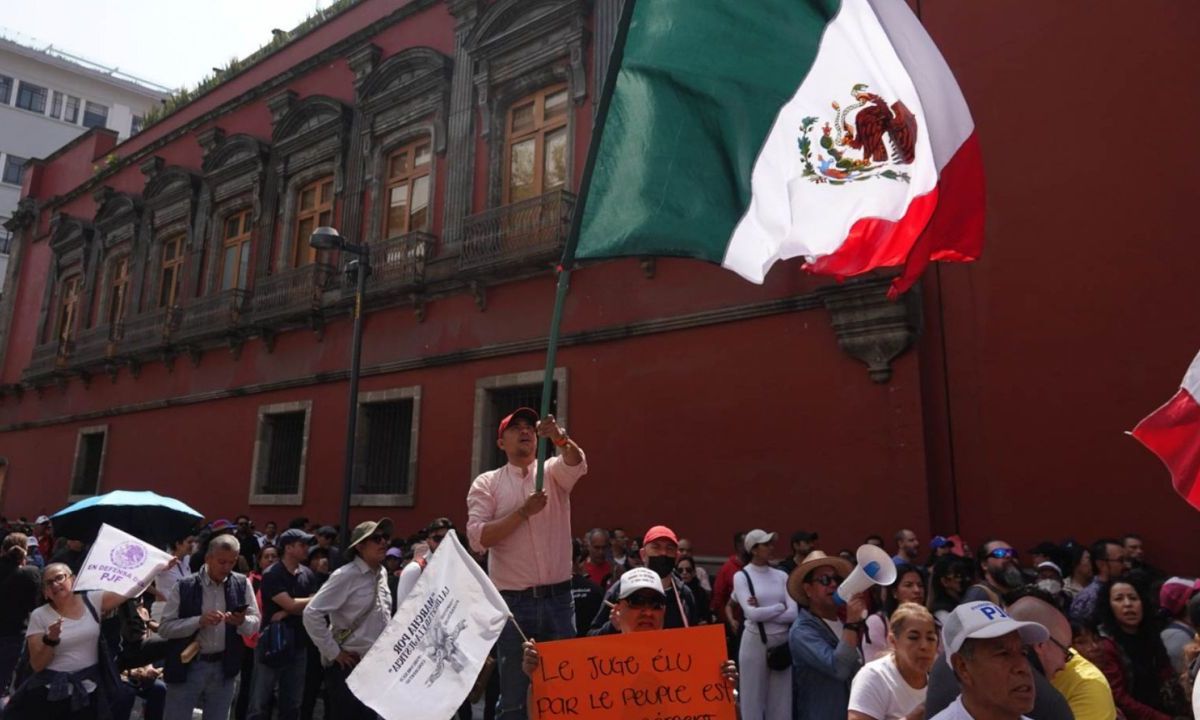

{"left": 575, "top": 0, "right": 842, "bottom": 264}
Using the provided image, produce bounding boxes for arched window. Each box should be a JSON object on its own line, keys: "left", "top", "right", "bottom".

{"left": 504, "top": 85, "right": 569, "bottom": 203}
{"left": 383, "top": 139, "right": 432, "bottom": 238}
{"left": 293, "top": 177, "right": 334, "bottom": 267}
{"left": 219, "top": 210, "right": 253, "bottom": 291}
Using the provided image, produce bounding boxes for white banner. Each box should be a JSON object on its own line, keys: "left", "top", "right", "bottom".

{"left": 74, "top": 523, "right": 174, "bottom": 598}
{"left": 348, "top": 532, "right": 509, "bottom": 720}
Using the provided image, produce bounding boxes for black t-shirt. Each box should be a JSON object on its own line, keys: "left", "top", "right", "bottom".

{"left": 0, "top": 559, "right": 40, "bottom": 636}
{"left": 571, "top": 574, "right": 603, "bottom": 638}
{"left": 260, "top": 561, "right": 317, "bottom": 637}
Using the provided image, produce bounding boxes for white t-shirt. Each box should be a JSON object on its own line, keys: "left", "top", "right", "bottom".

{"left": 930, "top": 696, "right": 1032, "bottom": 720}
{"left": 849, "top": 654, "right": 927, "bottom": 720}
{"left": 26, "top": 591, "right": 104, "bottom": 672}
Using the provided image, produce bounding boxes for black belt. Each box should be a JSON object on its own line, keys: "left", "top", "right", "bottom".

{"left": 501, "top": 580, "right": 572, "bottom": 599}
{"left": 198, "top": 652, "right": 225, "bottom": 663}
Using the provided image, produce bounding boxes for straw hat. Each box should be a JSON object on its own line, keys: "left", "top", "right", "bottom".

{"left": 787, "top": 550, "right": 853, "bottom": 606}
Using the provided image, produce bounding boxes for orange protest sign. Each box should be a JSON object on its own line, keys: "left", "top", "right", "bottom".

{"left": 530, "top": 624, "right": 736, "bottom": 720}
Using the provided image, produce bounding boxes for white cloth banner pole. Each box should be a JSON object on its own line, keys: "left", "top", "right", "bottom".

{"left": 73, "top": 522, "right": 174, "bottom": 598}
{"left": 347, "top": 532, "right": 510, "bottom": 720}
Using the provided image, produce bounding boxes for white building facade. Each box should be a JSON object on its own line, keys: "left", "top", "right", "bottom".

{"left": 0, "top": 36, "right": 168, "bottom": 292}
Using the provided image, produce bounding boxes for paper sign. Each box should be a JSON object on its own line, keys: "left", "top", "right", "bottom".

{"left": 530, "top": 624, "right": 736, "bottom": 720}
{"left": 74, "top": 523, "right": 173, "bottom": 597}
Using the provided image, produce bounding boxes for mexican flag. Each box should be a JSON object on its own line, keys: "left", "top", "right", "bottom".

{"left": 1131, "top": 350, "right": 1200, "bottom": 511}
{"left": 574, "top": 0, "right": 984, "bottom": 295}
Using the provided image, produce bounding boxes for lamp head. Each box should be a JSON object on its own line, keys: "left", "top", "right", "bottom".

{"left": 309, "top": 226, "right": 342, "bottom": 251}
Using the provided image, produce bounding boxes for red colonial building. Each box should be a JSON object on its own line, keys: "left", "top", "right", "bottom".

{"left": 1, "top": 1, "right": 1198, "bottom": 571}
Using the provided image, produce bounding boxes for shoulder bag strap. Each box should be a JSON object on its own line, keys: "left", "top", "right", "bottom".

{"left": 740, "top": 569, "right": 769, "bottom": 645}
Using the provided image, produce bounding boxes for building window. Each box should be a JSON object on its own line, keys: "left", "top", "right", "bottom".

{"left": 130, "top": 115, "right": 144, "bottom": 136}
{"left": 219, "top": 210, "right": 253, "bottom": 291}
{"left": 107, "top": 257, "right": 131, "bottom": 326}
{"left": 471, "top": 368, "right": 567, "bottom": 480}
{"left": 353, "top": 387, "right": 421, "bottom": 506}
{"left": 70, "top": 426, "right": 107, "bottom": 497}
{"left": 250, "top": 401, "right": 311, "bottom": 504}
{"left": 57, "top": 275, "right": 82, "bottom": 343}
{"left": 158, "top": 236, "right": 184, "bottom": 307}
{"left": 49, "top": 91, "right": 63, "bottom": 119}
{"left": 293, "top": 177, "right": 333, "bottom": 266}
{"left": 82, "top": 101, "right": 108, "bottom": 129}
{"left": 64, "top": 95, "right": 80, "bottom": 124}
{"left": 15, "top": 81, "right": 48, "bottom": 114}
{"left": 383, "top": 140, "right": 432, "bottom": 238}
{"left": 2, "top": 155, "right": 26, "bottom": 186}
{"left": 0, "top": 74, "right": 12, "bottom": 105}
{"left": 504, "top": 85, "right": 569, "bottom": 203}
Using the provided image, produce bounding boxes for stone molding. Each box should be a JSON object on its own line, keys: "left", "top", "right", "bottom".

{"left": 819, "top": 276, "right": 922, "bottom": 383}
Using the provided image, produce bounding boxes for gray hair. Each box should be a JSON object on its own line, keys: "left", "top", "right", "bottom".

{"left": 586, "top": 528, "right": 609, "bottom": 543}
{"left": 207, "top": 534, "right": 241, "bottom": 555}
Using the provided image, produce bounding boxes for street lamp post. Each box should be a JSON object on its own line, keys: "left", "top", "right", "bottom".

{"left": 310, "top": 226, "right": 370, "bottom": 550}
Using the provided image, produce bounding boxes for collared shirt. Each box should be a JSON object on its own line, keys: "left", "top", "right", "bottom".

{"left": 789, "top": 607, "right": 862, "bottom": 720}
{"left": 302, "top": 556, "right": 392, "bottom": 664}
{"left": 930, "top": 696, "right": 1032, "bottom": 720}
{"left": 159, "top": 566, "right": 260, "bottom": 653}
{"left": 466, "top": 453, "right": 588, "bottom": 592}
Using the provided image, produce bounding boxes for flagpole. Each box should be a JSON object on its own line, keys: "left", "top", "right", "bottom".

{"left": 535, "top": 0, "right": 639, "bottom": 491}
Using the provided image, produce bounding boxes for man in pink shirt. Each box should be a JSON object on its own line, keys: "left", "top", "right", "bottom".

{"left": 466, "top": 407, "right": 587, "bottom": 720}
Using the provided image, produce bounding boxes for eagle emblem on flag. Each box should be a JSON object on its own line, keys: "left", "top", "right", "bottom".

{"left": 798, "top": 83, "right": 918, "bottom": 185}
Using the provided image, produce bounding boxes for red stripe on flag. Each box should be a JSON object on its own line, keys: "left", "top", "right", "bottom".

{"left": 890, "top": 133, "right": 986, "bottom": 296}
{"left": 1131, "top": 388, "right": 1200, "bottom": 510}
{"left": 802, "top": 188, "right": 939, "bottom": 280}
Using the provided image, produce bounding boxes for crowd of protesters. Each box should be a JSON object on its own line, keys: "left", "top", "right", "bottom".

{"left": 0, "top": 407, "right": 1197, "bottom": 720}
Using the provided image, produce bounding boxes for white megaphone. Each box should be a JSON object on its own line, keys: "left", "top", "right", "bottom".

{"left": 835, "top": 544, "right": 897, "bottom": 605}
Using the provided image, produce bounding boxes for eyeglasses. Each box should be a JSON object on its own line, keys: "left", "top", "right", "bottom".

{"left": 1048, "top": 637, "right": 1075, "bottom": 663}
{"left": 43, "top": 573, "right": 71, "bottom": 587}
{"left": 811, "top": 574, "right": 844, "bottom": 587}
{"left": 988, "top": 548, "right": 1018, "bottom": 560}
{"left": 623, "top": 594, "right": 666, "bottom": 610}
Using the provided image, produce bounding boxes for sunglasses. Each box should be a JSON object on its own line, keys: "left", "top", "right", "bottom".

{"left": 811, "top": 574, "right": 844, "bottom": 587}
{"left": 1048, "top": 637, "right": 1075, "bottom": 663}
{"left": 677, "top": 566, "right": 695, "bottom": 574}
{"left": 366, "top": 534, "right": 390, "bottom": 544}
{"left": 988, "top": 548, "right": 1018, "bottom": 560}
{"left": 623, "top": 594, "right": 666, "bottom": 610}
{"left": 429, "top": 533, "right": 448, "bottom": 543}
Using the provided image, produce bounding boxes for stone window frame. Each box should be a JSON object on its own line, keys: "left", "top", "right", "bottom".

{"left": 465, "top": 0, "right": 588, "bottom": 209}
{"left": 89, "top": 189, "right": 144, "bottom": 334}
{"left": 266, "top": 94, "right": 352, "bottom": 273}
{"left": 197, "top": 131, "right": 272, "bottom": 296}
{"left": 352, "top": 385, "right": 422, "bottom": 507}
{"left": 350, "top": 45, "right": 453, "bottom": 250}
{"left": 470, "top": 367, "right": 568, "bottom": 481}
{"left": 248, "top": 399, "right": 313, "bottom": 506}
{"left": 139, "top": 163, "right": 201, "bottom": 314}
{"left": 68, "top": 424, "right": 108, "bottom": 502}
{"left": 36, "top": 214, "right": 93, "bottom": 347}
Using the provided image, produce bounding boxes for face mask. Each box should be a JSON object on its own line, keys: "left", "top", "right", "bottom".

{"left": 1036, "top": 579, "right": 1063, "bottom": 596}
{"left": 646, "top": 555, "right": 675, "bottom": 578}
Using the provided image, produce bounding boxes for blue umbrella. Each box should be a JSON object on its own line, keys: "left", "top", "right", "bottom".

{"left": 51, "top": 490, "right": 204, "bottom": 547}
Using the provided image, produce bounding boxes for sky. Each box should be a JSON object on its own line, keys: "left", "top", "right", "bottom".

{"left": 1, "top": 0, "right": 342, "bottom": 91}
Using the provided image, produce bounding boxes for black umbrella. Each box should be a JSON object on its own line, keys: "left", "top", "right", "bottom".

{"left": 50, "top": 490, "right": 204, "bottom": 548}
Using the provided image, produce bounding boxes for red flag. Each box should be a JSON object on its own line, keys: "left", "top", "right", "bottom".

{"left": 1131, "top": 350, "right": 1200, "bottom": 510}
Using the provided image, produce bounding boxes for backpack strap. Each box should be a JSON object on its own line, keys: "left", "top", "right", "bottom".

{"left": 81, "top": 592, "right": 101, "bottom": 623}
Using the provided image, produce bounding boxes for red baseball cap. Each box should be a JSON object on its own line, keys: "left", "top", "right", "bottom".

{"left": 643, "top": 525, "right": 678, "bottom": 546}
{"left": 497, "top": 407, "right": 539, "bottom": 438}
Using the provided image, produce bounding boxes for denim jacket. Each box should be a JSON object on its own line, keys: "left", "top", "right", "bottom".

{"left": 789, "top": 607, "right": 862, "bottom": 720}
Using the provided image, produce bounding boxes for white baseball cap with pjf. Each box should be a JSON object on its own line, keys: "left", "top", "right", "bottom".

{"left": 942, "top": 601, "right": 1049, "bottom": 668}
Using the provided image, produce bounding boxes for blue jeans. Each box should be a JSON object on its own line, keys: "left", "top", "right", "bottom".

{"left": 495, "top": 590, "right": 574, "bottom": 720}
{"left": 248, "top": 644, "right": 305, "bottom": 720}
{"left": 163, "top": 660, "right": 238, "bottom": 720}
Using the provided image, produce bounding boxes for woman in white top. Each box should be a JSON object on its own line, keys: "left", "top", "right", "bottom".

{"left": 848, "top": 603, "right": 938, "bottom": 720}
{"left": 732, "top": 529, "right": 797, "bottom": 720}
{"left": 863, "top": 564, "right": 926, "bottom": 662}
{"left": 18, "top": 563, "right": 132, "bottom": 718}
